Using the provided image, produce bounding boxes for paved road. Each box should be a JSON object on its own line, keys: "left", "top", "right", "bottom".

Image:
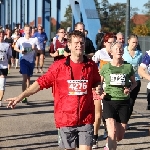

{"left": 0, "top": 56, "right": 150, "bottom": 150}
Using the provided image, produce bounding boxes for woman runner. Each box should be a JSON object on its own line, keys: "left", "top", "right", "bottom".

{"left": 92, "top": 33, "right": 116, "bottom": 149}
{"left": 123, "top": 34, "right": 142, "bottom": 129}
{"left": 100, "top": 42, "right": 137, "bottom": 150}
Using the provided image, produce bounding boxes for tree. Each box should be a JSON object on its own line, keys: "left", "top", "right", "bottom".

{"left": 146, "top": 19, "right": 150, "bottom": 29}
{"left": 60, "top": 5, "right": 72, "bottom": 30}
{"left": 94, "top": 1, "right": 138, "bottom": 33}
{"left": 143, "top": 0, "right": 150, "bottom": 14}
{"left": 108, "top": 3, "right": 126, "bottom": 33}
{"left": 132, "top": 25, "right": 149, "bottom": 36}
{"left": 94, "top": 0, "right": 109, "bottom": 19}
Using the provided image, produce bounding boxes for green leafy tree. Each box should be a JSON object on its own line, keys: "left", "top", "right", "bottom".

{"left": 146, "top": 19, "right": 150, "bottom": 29}
{"left": 143, "top": 0, "right": 150, "bottom": 14}
{"left": 60, "top": 5, "right": 72, "bottom": 30}
{"left": 94, "top": 0, "right": 138, "bottom": 33}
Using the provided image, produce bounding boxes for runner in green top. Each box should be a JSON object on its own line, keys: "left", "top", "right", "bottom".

{"left": 100, "top": 61, "right": 134, "bottom": 100}
{"left": 99, "top": 41, "right": 137, "bottom": 150}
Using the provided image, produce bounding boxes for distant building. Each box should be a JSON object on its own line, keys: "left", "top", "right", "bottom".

{"left": 131, "top": 14, "right": 150, "bottom": 25}
{"left": 51, "top": 17, "right": 57, "bottom": 26}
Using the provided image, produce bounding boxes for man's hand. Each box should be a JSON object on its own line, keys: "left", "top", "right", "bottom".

{"left": 5, "top": 97, "right": 22, "bottom": 109}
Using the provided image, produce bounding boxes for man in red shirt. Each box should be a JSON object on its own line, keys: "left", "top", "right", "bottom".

{"left": 6, "top": 30, "right": 101, "bottom": 150}
{"left": 49, "top": 27, "right": 67, "bottom": 61}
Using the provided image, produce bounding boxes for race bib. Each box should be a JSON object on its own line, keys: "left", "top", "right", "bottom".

{"left": 24, "top": 47, "right": 32, "bottom": 53}
{"left": 67, "top": 80, "right": 88, "bottom": 95}
{"left": 0, "top": 55, "right": 5, "bottom": 61}
{"left": 57, "top": 48, "right": 64, "bottom": 55}
{"left": 110, "top": 74, "right": 126, "bottom": 85}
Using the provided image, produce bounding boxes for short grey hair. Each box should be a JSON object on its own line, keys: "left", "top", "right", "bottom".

{"left": 116, "top": 32, "right": 124, "bottom": 37}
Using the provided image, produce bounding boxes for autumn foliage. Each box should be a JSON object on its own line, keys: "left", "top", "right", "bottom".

{"left": 132, "top": 25, "right": 149, "bottom": 36}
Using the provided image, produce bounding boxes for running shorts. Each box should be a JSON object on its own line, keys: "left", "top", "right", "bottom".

{"left": 102, "top": 98, "right": 130, "bottom": 124}
{"left": 20, "top": 59, "right": 34, "bottom": 77}
{"left": 0, "top": 68, "right": 8, "bottom": 76}
{"left": 58, "top": 124, "right": 93, "bottom": 149}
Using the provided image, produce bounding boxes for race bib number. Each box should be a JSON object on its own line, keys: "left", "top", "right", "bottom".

{"left": 24, "top": 47, "right": 32, "bottom": 53}
{"left": 0, "top": 55, "right": 5, "bottom": 61}
{"left": 57, "top": 48, "right": 64, "bottom": 56}
{"left": 110, "top": 74, "right": 126, "bottom": 85}
{"left": 67, "top": 80, "right": 88, "bottom": 95}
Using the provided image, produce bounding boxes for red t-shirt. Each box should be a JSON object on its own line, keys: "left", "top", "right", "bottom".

{"left": 50, "top": 38, "right": 67, "bottom": 61}
{"left": 70, "top": 60, "right": 84, "bottom": 80}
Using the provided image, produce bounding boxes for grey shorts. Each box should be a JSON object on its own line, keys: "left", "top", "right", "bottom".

{"left": 58, "top": 124, "right": 93, "bottom": 149}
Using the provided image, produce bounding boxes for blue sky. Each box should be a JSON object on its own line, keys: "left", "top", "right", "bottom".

{"left": 51, "top": 0, "right": 148, "bottom": 21}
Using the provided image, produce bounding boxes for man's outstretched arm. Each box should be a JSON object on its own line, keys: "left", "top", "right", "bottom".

{"left": 6, "top": 81, "right": 40, "bottom": 109}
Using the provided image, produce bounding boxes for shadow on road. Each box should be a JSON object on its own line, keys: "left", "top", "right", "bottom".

{"left": 0, "top": 101, "right": 54, "bottom": 117}
{"left": 0, "top": 131, "right": 58, "bottom": 149}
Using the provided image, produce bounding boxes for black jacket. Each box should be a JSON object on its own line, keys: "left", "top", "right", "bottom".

{"left": 95, "top": 32, "right": 104, "bottom": 50}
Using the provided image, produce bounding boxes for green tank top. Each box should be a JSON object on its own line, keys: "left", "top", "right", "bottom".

{"left": 100, "top": 62, "right": 134, "bottom": 100}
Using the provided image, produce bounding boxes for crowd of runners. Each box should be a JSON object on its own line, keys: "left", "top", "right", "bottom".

{"left": 0, "top": 22, "right": 149, "bottom": 150}
{"left": 0, "top": 24, "right": 47, "bottom": 105}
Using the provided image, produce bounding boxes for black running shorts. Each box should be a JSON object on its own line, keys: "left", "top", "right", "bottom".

{"left": 102, "top": 98, "right": 130, "bottom": 124}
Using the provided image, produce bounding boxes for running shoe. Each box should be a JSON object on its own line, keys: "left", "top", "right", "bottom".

{"left": 103, "top": 130, "right": 108, "bottom": 139}
{"left": 35, "top": 69, "right": 39, "bottom": 73}
{"left": 15, "top": 66, "right": 19, "bottom": 69}
{"left": 22, "top": 98, "right": 28, "bottom": 104}
{"left": 39, "top": 69, "right": 44, "bottom": 74}
{"left": 92, "top": 139, "right": 98, "bottom": 149}
{"left": 126, "top": 124, "right": 131, "bottom": 130}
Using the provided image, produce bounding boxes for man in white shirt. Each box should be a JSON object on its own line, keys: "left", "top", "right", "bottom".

{"left": 14, "top": 24, "right": 41, "bottom": 104}
{"left": 0, "top": 29, "right": 12, "bottom": 106}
